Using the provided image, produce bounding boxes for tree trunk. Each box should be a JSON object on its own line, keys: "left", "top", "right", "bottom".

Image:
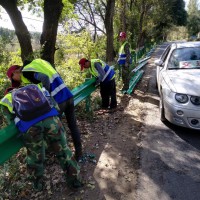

{"left": 40, "top": 0, "right": 63, "bottom": 66}
{"left": 105, "top": 0, "right": 115, "bottom": 63}
{"left": 0, "top": 0, "right": 33, "bottom": 62}
{"left": 120, "top": 0, "right": 126, "bottom": 31}
{"left": 136, "top": 1, "right": 145, "bottom": 48}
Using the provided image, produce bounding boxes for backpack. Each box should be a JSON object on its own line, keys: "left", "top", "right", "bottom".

{"left": 12, "top": 84, "right": 52, "bottom": 121}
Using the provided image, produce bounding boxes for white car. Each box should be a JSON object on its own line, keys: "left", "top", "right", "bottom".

{"left": 155, "top": 41, "right": 200, "bottom": 130}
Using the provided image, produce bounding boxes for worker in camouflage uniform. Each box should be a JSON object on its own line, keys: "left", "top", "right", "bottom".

{"left": 117, "top": 32, "right": 132, "bottom": 91}
{"left": 6, "top": 61, "right": 83, "bottom": 161}
{"left": 0, "top": 85, "right": 83, "bottom": 191}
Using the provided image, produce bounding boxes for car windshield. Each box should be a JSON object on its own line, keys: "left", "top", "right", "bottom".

{"left": 168, "top": 47, "right": 200, "bottom": 69}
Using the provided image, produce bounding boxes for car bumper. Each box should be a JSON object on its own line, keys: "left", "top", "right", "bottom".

{"left": 164, "top": 99, "right": 200, "bottom": 130}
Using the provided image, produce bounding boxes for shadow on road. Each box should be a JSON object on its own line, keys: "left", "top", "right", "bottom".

{"left": 139, "top": 141, "right": 200, "bottom": 200}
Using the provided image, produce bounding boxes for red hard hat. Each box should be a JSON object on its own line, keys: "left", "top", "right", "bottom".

{"left": 6, "top": 65, "right": 21, "bottom": 79}
{"left": 119, "top": 32, "right": 126, "bottom": 38}
{"left": 79, "top": 58, "right": 88, "bottom": 71}
{"left": 6, "top": 65, "right": 21, "bottom": 88}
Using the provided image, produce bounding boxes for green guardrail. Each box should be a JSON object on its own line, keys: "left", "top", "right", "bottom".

{"left": 126, "top": 70, "right": 144, "bottom": 95}
{"left": 0, "top": 77, "right": 96, "bottom": 165}
{"left": 132, "top": 42, "right": 156, "bottom": 64}
{"left": 72, "top": 77, "right": 96, "bottom": 107}
{"left": 0, "top": 121, "right": 23, "bottom": 165}
{"left": 122, "top": 44, "right": 155, "bottom": 94}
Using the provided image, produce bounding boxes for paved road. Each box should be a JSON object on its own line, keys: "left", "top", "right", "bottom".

{"left": 136, "top": 43, "right": 200, "bottom": 200}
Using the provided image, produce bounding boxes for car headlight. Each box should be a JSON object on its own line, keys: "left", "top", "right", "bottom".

{"left": 191, "top": 96, "right": 200, "bottom": 105}
{"left": 175, "top": 93, "right": 188, "bottom": 103}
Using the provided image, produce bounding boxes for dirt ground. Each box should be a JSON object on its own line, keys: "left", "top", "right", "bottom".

{"left": 4, "top": 54, "right": 156, "bottom": 200}
{"left": 49, "top": 57, "right": 154, "bottom": 200}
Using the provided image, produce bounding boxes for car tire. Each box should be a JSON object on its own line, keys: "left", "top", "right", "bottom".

{"left": 159, "top": 93, "right": 166, "bottom": 122}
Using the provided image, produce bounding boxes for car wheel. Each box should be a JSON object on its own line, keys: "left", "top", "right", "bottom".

{"left": 159, "top": 93, "right": 166, "bottom": 122}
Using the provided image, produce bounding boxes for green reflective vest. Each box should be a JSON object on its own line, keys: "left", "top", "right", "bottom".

{"left": 0, "top": 93, "right": 13, "bottom": 113}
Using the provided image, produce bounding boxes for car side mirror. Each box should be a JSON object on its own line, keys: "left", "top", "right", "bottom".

{"left": 154, "top": 59, "right": 163, "bottom": 66}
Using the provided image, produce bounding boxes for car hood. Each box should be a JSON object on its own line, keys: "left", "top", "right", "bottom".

{"left": 164, "top": 70, "right": 200, "bottom": 96}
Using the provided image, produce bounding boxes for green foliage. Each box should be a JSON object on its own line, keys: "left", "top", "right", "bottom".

{"left": 0, "top": 28, "right": 15, "bottom": 65}
{"left": 54, "top": 31, "right": 106, "bottom": 88}
{"left": 167, "top": 26, "right": 189, "bottom": 41}
{"left": 187, "top": 14, "right": 200, "bottom": 36}
{"left": 75, "top": 101, "right": 95, "bottom": 121}
{"left": 0, "top": 28, "right": 15, "bottom": 44}
{"left": 18, "top": 0, "right": 43, "bottom": 17}
{"left": 186, "top": 0, "right": 200, "bottom": 36}
{"left": 55, "top": 58, "right": 86, "bottom": 89}
{"left": 75, "top": 91, "right": 102, "bottom": 121}
{"left": 170, "top": 0, "right": 187, "bottom": 26}
{"left": 114, "top": 0, "right": 187, "bottom": 45}
{"left": 0, "top": 29, "right": 23, "bottom": 97}
{"left": 61, "top": 0, "right": 76, "bottom": 20}
{"left": 58, "top": 31, "right": 106, "bottom": 59}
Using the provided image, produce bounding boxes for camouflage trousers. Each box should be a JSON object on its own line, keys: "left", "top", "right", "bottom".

{"left": 121, "top": 64, "right": 131, "bottom": 90}
{"left": 21, "top": 116, "right": 80, "bottom": 185}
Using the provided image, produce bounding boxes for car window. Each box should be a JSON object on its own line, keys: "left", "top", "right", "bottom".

{"left": 161, "top": 45, "right": 171, "bottom": 62}
{"left": 168, "top": 47, "right": 200, "bottom": 69}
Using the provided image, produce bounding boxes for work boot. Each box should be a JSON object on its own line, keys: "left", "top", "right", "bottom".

{"left": 66, "top": 174, "right": 84, "bottom": 189}
{"left": 75, "top": 149, "right": 83, "bottom": 162}
{"left": 68, "top": 178, "right": 84, "bottom": 188}
{"left": 65, "top": 164, "right": 84, "bottom": 189}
